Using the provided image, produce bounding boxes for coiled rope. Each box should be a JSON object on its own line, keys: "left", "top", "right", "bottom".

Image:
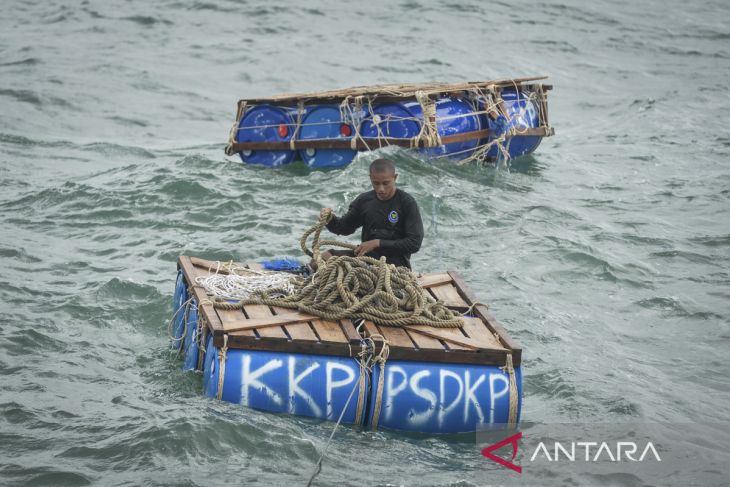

{"left": 211, "top": 211, "right": 463, "bottom": 329}
{"left": 195, "top": 266, "right": 298, "bottom": 301}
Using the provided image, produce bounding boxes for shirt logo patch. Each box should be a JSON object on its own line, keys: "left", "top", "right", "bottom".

{"left": 388, "top": 210, "right": 399, "bottom": 223}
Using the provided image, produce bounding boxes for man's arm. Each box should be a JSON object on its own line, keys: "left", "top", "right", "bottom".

{"left": 325, "top": 197, "right": 363, "bottom": 236}
{"left": 378, "top": 196, "right": 423, "bottom": 254}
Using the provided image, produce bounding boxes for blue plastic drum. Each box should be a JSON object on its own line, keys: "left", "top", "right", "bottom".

{"left": 360, "top": 103, "right": 421, "bottom": 141}
{"left": 236, "top": 104, "right": 296, "bottom": 167}
{"left": 406, "top": 98, "right": 482, "bottom": 160}
{"left": 368, "top": 360, "right": 523, "bottom": 433}
{"left": 298, "top": 105, "right": 358, "bottom": 169}
{"left": 171, "top": 271, "right": 191, "bottom": 351}
{"left": 484, "top": 90, "right": 542, "bottom": 159}
{"left": 202, "top": 346, "right": 368, "bottom": 424}
{"left": 182, "top": 301, "right": 199, "bottom": 371}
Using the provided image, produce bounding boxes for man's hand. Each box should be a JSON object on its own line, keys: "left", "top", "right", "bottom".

{"left": 355, "top": 239, "right": 380, "bottom": 256}
{"left": 320, "top": 208, "right": 334, "bottom": 220}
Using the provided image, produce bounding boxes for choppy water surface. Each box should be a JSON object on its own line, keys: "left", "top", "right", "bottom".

{"left": 1, "top": 0, "right": 729, "bottom": 485}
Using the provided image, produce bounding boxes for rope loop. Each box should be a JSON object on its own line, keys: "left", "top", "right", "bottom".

{"left": 216, "top": 334, "right": 229, "bottom": 400}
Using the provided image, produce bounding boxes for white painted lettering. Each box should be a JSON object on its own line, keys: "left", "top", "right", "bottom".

{"left": 241, "top": 357, "right": 284, "bottom": 407}
{"left": 385, "top": 366, "right": 408, "bottom": 421}
{"left": 487, "top": 372, "right": 508, "bottom": 424}
{"left": 288, "top": 357, "right": 321, "bottom": 417}
{"left": 438, "top": 369, "right": 463, "bottom": 427}
{"left": 325, "top": 362, "right": 355, "bottom": 419}
{"left": 408, "top": 370, "right": 437, "bottom": 425}
{"left": 463, "top": 371, "right": 486, "bottom": 424}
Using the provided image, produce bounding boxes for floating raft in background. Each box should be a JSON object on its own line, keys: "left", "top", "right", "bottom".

{"left": 224, "top": 76, "right": 554, "bottom": 168}
{"left": 171, "top": 256, "right": 523, "bottom": 434}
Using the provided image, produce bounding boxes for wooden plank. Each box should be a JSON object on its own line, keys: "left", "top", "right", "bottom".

{"left": 189, "top": 256, "right": 234, "bottom": 275}
{"left": 447, "top": 270, "right": 522, "bottom": 366}
{"left": 362, "top": 321, "right": 380, "bottom": 338}
{"left": 227, "top": 127, "right": 552, "bottom": 153}
{"left": 430, "top": 283, "right": 469, "bottom": 308}
{"left": 311, "top": 319, "right": 348, "bottom": 343}
{"left": 460, "top": 317, "right": 504, "bottom": 350}
{"left": 362, "top": 320, "right": 470, "bottom": 352}
{"left": 244, "top": 304, "right": 287, "bottom": 338}
{"left": 374, "top": 325, "right": 415, "bottom": 349}
{"left": 218, "top": 308, "right": 256, "bottom": 337}
{"left": 405, "top": 324, "right": 487, "bottom": 350}
{"left": 223, "top": 334, "right": 351, "bottom": 357}
{"left": 405, "top": 327, "right": 445, "bottom": 351}
{"left": 283, "top": 321, "right": 318, "bottom": 341}
{"left": 178, "top": 256, "right": 224, "bottom": 336}
{"left": 221, "top": 312, "right": 319, "bottom": 332}
{"left": 420, "top": 327, "right": 471, "bottom": 351}
{"left": 386, "top": 346, "right": 509, "bottom": 365}
{"left": 416, "top": 272, "right": 454, "bottom": 288}
{"left": 271, "top": 306, "right": 318, "bottom": 342}
{"left": 340, "top": 319, "right": 363, "bottom": 343}
{"left": 229, "top": 129, "right": 487, "bottom": 151}
{"left": 178, "top": 255, "right": 203, "bottom": 292}
{"left": 218, "top": 332, "right": 510, "bottom": 365}
{"left": 238, "top": 77, "right": 549, "bottom": 105}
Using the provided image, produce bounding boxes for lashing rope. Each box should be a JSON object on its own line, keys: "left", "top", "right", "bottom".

{"left": 368, "top": 334, "right": 390, "bottom": 431}
{"left": 216, "top": 334, "right": 229, "bottom": 401}
{"left": 503, "top": 354, "right": 519, "bottom": 430}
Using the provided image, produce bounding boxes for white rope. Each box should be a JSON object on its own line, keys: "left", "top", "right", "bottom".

{"left": 195, "top": 268, "right": 298, "bottom": 301}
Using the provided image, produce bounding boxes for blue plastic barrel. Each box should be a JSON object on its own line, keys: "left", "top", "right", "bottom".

{"left": 368, "top": 360, "right": 522, "bottom": 433}
{"left": 298, "top": 105, "right": 359, "bottom": 169}
{"left": 182, "top": 300, "right": 199, "bottom": 371}
{"left": 236, "top": 104, "right": 296, "bottom": 167}
{"left": 484, "top": 90, "right": 542, "bottom": 159}
{"left": 406, "top": 98, "right": 482, "bottom": 160}
{"left": 360, "top": 103, "right": 421, "bottom": 141}
{"left": 171, "top": 271, "right": 187, "bottom": 351}
{"left": 201, "top": 334, "right": 216, "bottom": 394}
{"left": 202, "top": 346, "right": 368, "bottom": 424}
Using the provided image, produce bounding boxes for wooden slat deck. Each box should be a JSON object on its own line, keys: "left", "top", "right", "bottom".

{"left": 177, "top": 256, "right": 521, "bottom": 366}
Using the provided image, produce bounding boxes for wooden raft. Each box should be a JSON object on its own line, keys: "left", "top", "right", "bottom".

{"left": 226, "top": 78, "right": 554, "bottom": 155}
{"left": 178, "top": 255, "right": 521, "bottom": 367}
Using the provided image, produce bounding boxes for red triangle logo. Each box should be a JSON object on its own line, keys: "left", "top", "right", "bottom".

{"left": 481, "top": 431, "right": 522, "bottom": 474}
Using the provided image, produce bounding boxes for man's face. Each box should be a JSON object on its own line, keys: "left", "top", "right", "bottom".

{"left": 370, "top": 170, "right": 398, "bottom": 201}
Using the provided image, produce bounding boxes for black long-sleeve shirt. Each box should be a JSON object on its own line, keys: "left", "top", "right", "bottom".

{"left": 326, "top": 189, "right": 424, "bottom": 269}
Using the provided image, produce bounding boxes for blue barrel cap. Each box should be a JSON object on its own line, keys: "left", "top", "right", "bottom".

{"left": 298, "top": 105, "right": 361, "bottom": 169}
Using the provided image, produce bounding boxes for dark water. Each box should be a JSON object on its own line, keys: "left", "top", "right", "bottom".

{"left": 1, "top": 0, "right": 729, "bottom": 485}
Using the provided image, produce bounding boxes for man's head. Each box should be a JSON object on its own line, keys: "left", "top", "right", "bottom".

{"left": 369, "top": 158, "right": 398, "bottom": 201}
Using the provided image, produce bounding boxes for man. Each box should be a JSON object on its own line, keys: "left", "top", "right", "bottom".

{"left": 320, "top": 158, "right": 423, "bottom": 269}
